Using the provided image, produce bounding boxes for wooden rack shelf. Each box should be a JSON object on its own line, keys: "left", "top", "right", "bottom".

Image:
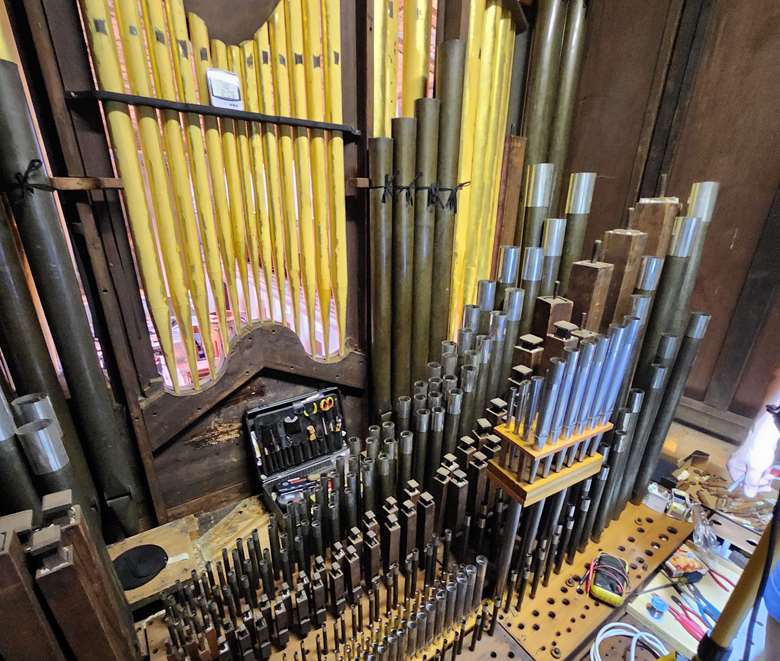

{"left": 494, "top": 420, "right": 613, "bottom": 461}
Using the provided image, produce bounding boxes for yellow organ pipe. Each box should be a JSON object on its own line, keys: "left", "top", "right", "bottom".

{"left": 240, "top": 40, "right": 277, "bottom": 323}
{"left": 79, "top": 0, "right": 180, "bottom": 392}
{"left": 268, "top": 5, "right": 303, "bottom": 335}
{"left": 284, "top": 0, "right": 319, "bottom": 351}
{"left": 449, "top": 0, "right": 486, "bottom": 338}
{"left": 401, "top": 0, "right": 431, "bottom": 116}
{"left": 321, "top": 0, "right": 349, "bottom": 355}
{"left": 142, "top": 0, "right": 216, "bottom": 378}
{"left": 187, "top": 14, "right": 242, "bottom": 333}
{"left": 114, "top": 0, "right": 200, "bottom": 389}
{"left": 302, "top": 0, "right": 333, "bottom": 355}
{"left": 166, "top": 0, "right": 230, "bottom": 352}
{"left": 383, "top": 0, "right": 398, "bottom": 135}
{"left": 371, "top": 0, "right": 386, "bottom": 136}
{"left": 461, "top": 4, "right": 500, "bottom": 310}
{"left": 482, "top": 12, "right": 515, "bottom": 279}
{"left": 254, "top": 25, "right": 289, "bottom": 327}
{"left": 229, "top": 44, "right": 265, "bottom": 320}
{"left": 212, "top": 39, "right": 251, "bottom": 327}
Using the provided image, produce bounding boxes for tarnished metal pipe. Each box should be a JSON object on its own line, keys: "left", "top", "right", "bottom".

{"left": 500, "top": 288, "right": 525, "bottom": 389}
{"left": 398, "top": 430, "right": 414, "bottom": 494}
{"left": 461, "top": 304, "right": 481, "bottom": 334}
{"left": 412, "top": 99, "right": 440, "bottom": 382}
{"left": 413, "top": 408, "right": 431, "bottom": 486}
{"left": 517, "top": 163, "right": 554, "bottom": 248}
{"left": 16, "top": 418, "right": 74, "bottom": 496}
{"left": 474, "top": 335, "right": 493, "bottom": 418}
{"left": 487, "top": 312, "right": 508, "bottom": 400}
{"left": 0, "top": 390, "right": 39, "bottom": 517}
{"left": 548, "top": 0, "right": 588, "bottom": 212}
{"left": 477, "top": 280, "right": 497, "bottom": 335}
{"left": 12, "top": 393, "right": 61, "bottom": 436}
{"left": 391, "top": 117, "right": 417, "bottom": 400}
{"left": 428, "top": 407, "right": 445, "bottom": 483}
{"left": 430, "top": 40, "right": 466, "bottom": 356}
{"left": 369, "top": 137, "right": 394, "bottom": 413}
{"left": 560, "top": 172, "right": 597, "bottom": 295}
{"left": 540, "top": 218, "right": 567, "bottom": 296}
{"left": 458, "top": 366, "right": 478, "bottom": 438}
{"left": 395, "top": 395, "right": 412, "bottom": 433}
{"left": 631, "top": 312, "right": 710, "bottom": 502}
{"left": 519, "top": 247, "right": 544, "bottom": 334}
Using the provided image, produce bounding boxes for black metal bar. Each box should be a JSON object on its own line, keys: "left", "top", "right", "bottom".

{"left": 65, "top": 89, "right": 362, "bottom": 140}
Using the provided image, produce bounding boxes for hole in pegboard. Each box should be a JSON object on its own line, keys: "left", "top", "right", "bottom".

{"left": 570, "top": 617, "right": 576, "bottom": 623}
{"left": 659, "top": 534, "right": 669, "bottom": 542}
{"left": 637, "top": 527, "right": 646, "bottom": 533}
{"left": 635, "top": 517, "right": 643, "bottom": 525}
{"left": 560, "top": 586, "right": 568, "bottom": 594}
{"left": 630, "top": 562, "right": 638, "bottom": 570}
{"left": 547, "top": 597, "right": 555, "bottom": 605}
{"left": 667, "top": 526, "right": 678, "bottom": 535}
{"left": 556, "top": 631, "right": 561, "bottom": 637}
{"left": 645, "top": 549, "right": 654, "bottom": 557}
{"left": 584, "top": 604, "right": 590, "bottom": 610}
{"left": 628, "top": 536, "right": 636, "bottom": 543}
{"left": 508, "top": 652, "right": 516, "bottom": 658}
{"left": 580, "top": 613, "right": 586, "bottom": 619}
{"left": 506, "top": 622, "right": 513, "bottom": 628}
{"left": 566, "top": 627, "right": 572, "bottom": 633}
{"left": 646, "top": 517, "right": 654, "bottom": 523}
{"left": 533, "top": 610, "right": 540, "bottom": 617}
{"left": 562, "top": 598, "right": 571, "bottom": 605}
{"left": 572, "top": 574, "right": 581, "bottom": 582}
{"left": 635, "top": 574, "right": 642, "bottom": 580}
{"left": 491, "top": 653, "right": 497, "bottom": 659}
{"left": 540, "top": 646, "right": 546, "bottom": 652}
{"left": 618, "top": 545, "right": 626, "bottom": 552}
{"left": 594, "top": 601, "right": 600, "bottom": 607}
{"left": 651, "top": 542, "right": 661, "bottom": 550}
{"left": 518, "top": 623, "right": 524, "bottom": 630}
{"left": 636, "top": 556, "right": 645, "bottom": 564}
{"left": 533, "top": 624, "right": 540, "bottom": 631}
{"left": 576, "top": 588, "right": 584, "bottom": 595}
{"left": 499, "top": 613, "right": 504, "bottom": 620}
{"left": 548, "top": 611, "right": 556, "bottom": 619}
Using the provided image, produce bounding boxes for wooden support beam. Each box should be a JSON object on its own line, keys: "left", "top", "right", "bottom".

{"left": 567, "top": 260, "right": 614, "bottom": 331}
{"left": 601, "top": 228, "right": 647, "bottom": 328}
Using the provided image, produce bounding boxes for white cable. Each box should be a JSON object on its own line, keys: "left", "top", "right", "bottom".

{"left": 589, "top": 622, "right": 669, "bottom": 661}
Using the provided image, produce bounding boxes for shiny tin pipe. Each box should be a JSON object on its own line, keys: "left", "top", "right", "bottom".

{"left": 574, "top": 336, "right": 609, "bottom": 434}
{"left": 427, "top": 362, "right": 442, "bottom": 379}
{"left": 16, "top": 418, "right": 70, "bottom": 480}
{"left": 462, "top": 304, "right": 482, "bottom": 334}
{"left": 428, "top": 407, "right": 446, "bottom": 481}
{"left": 395, "top": 396, "right": 412, "bottom": 433}
{"left": 519, "top": 247, "right": 544, "bottom": 334}
{"left": 369, "top": 138, "right": 394, "bottom": 413}
{"left": 550, "top": 347, "right": 580, "bottom": 443}
{"left": 586, "top": 325, "right": 628, "bottom": 430}
{"left": 534, "top": 358, "right": 566, "bottom": 448}
{"left": 12, "top": 393, "right": 61, "bottom": 436}
{"left": 518, "top": 163, "right": 555, "bottom": 248}
{"left": 560, "top": 172, "right": 597, "bottom": 294}
{"left": 475, "top": 335, "right": 494, "bottom": 420}
{"left": 413, "top": 409, "right": 431, "bottom": 485}
{"left": 0, "top": 391, "right": 39, "bottom": 517}
{"left": 496, "top": 245, "right": 522, "bottom": 309}
{"left": 444, "top": 389, "right": 463, "bottom": 456}
{"left": 487, "top": 312, "right": 508, "bottom": 400}
{"left": 562, "top": 337, "right": 597, "bottom": 437}
{"left": 500, "top": 288, "right": 525, "bottom": 388}
{"left": 398, "top": 431, "right": 414, "bottom": 494}
{"left": 458, "top": 366, "right": 479, "bottom": 438}
{"left": 525, "top": 376, "right": 546, "bottom": 440}
{"left": 634, "top": 256, "right": 664, "bottom": 295}
{"left": 540, "top": 218, "right": 567, "bottom": 297}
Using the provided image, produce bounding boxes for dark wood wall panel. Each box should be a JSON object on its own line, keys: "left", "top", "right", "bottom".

{"left": 663, "top": 0, "right": 780, "bottom": 400}
{"left": 156, "top": 370, "right": 367, "bottom": 518}
{"left": 564, "top": 0, "right": 677, "bottom": 243}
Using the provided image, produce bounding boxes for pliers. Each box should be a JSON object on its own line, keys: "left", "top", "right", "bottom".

{"left": 671, "top": 595, "right": 710, "bottom": 632}
{"left": 681, "top": 583, "right": 720, "bottom": 626}
{"left": 668, "top": 599, "right": 706, "bottom": 640}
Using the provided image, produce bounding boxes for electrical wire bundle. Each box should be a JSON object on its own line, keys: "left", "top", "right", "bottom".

{"left": 582, "top": 553, "right": 630, "bottom": 607}
{"left": 589, "top": 623, "right": 670, "bottom": 661}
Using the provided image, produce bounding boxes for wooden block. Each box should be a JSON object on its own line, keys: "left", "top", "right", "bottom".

{"left": 496, "top": 136, "right": 527, "bottom": 250}
{"left": 629, "top": 197, "right": 679, "bottom": 257}
{"left": 531, "top": 295, "right": 573, "bottom": 337}
{"left": 514, "top": 333, "right": 544, "bottom": 371}
{"left": 567, "top": 260, "right": 614, "bottom": 331}
{"left": 601, "top": 228, "right": 648, "bottom": 329}
{"left": 0, "top": 530, "right": 66, "bottom": 660}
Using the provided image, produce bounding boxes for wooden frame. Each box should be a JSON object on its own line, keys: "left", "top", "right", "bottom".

{"left": 16, "top": 0, "right": 369, "bottom": 523}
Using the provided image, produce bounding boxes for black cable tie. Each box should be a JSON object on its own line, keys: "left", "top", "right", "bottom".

{"left": 367, "top": 174, "right": 394, "bottom": 203}
{"left": 438, "top": 180, "right": 471, "bottom": 213}
{"left": 6, "top": 159, "right": 52, "bottom": 201}
{"left": 393, "top": 173, "right": 418, "bottom": 207}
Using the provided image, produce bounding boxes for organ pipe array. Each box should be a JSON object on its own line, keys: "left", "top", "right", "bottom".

{"left": 80, "top": 0, "right": 350, "bottom": 391}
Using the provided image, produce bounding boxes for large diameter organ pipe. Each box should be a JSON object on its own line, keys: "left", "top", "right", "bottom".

{"left": 500, "top": 288, "right": 525, "bottom": 388}
{"left": 369, "top": 138, "right": 394, "bottom": 414}
{"left": 0, "top": 42, "right": 142, "bottom": 533}
{"left": 495, "top": 245, "right": 521, "bottom": 309}
{"left": 631, "top": 312, "right": 711, "bottom": 502}
{"left": 0, "top": 391, "right": 39, "bottom": 517}
{"left": 633, "top": 217, "right": 700, "bottom": 385}
{"left": 548, "top": 0, "right": 588, "bottom": 212}
{"left": 559, "top": 172, "right": 596, "bottom": 295}
{"left": 391, "top": 118, "right": 417, "bottom": 400}
{"left": 521, "top": 0, "right": 566, "bottom": 168}
{"left": 412, "top": 99, "right": 441, "bottom": 382}
{"left": 430, "top": 40, "right": 466, "bottom": 356}
{"left": 517, "top": 163, "right": 554, "bottom": 248}
{"left": 540, "top": 218, "right": 567, "bottom": 296}
{"left": 519, "top": 247, "right": 544, "bottom": 334}
{"left": 669, "top": 182, "right": 720, "bottom": 335}
{"left": 0, "top": 203, "right": 97, "bottom": 517}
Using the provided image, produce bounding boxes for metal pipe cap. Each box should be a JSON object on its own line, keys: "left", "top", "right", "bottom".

{"left": 431, "top": 407, "right": 445, "bottom": 431}
{"left": 627, "top": 388, "right": 645, "bottom": 413}
{"left": 669, "top": 216, "right": 701, "bottom": 257}
{"left": 477, "top": 280, "right": 497, "bottom": 312}
{"left": 16, "top": 418, "right": 69, "bottom": 475}
{"left": 687, "top": 181, "right": 720, "bottom": 225}
{"left": 447, "top": 389, "right": 463, "bottom": 414}
{"left": 525, "top": 163, "right": 555, "bottom": 208}
{"left": 521, "top": 246, "right": 544, "bottom": 281}
{"left": 498, "top": 245, "right": 522, "bottom": 285}
{"left": 565, "top": 172, "right": 597, "bottom": 214}
{"left": 460, "top": 365, "right": 478, "bottom": 392}
{"left": 542, "top": 218, "right": 567, "bottom": 257}
{"left": 685, "top": 312, "right": 711, "bottom": 340}
{"left": 461, "top": 305, "right": 481, "bottom": 333}
{"left": 478, "top": 336, "right": 494, "bottom": 365}
{"left": 503, "top": 287, "right": 525, "bottom": 322}
{"left": 12, "top": 392, "right": 61, "bottom": 436}
{"left": 399, "top": 430, "right": 414, "bottom": 453}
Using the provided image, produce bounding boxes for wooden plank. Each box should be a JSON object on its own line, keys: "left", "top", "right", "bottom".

{"left": 494, "top": 135, "right": 527, "bottom": 266}
{"left": 500, "top": 503, "right": 692, "bottom": 660}
{"left": 494, "top": 421, "right": 613, "bottom": 461}
{"left": 107, "top": 515, "right": 201, "bottom": 609}
{"left": 566, "top": 260, "right": 614, "bottom": 331}
{"left": 195, "top": 496, "right": 270, "bottom": 563}
{"left": 488, "top": 454, "right": 603, "bottom": 506}
{"left": 0, "top": 530, "right": 66, "bottom": 660}
{"left": 675, "top": 396, "right": 750, "bottom": 444}
{"left": 142, "top": 324, "right": 367, "bottom": 451}
{"left": 601, "top": 228, "right": 647, "bottom": 328}
{"left": 705, "top": 187, "right": 780, "bottom": 411}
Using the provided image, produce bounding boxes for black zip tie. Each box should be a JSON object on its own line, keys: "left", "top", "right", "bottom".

{"left": 393, "top": 173, "right": 418, "bottom": 207}
{"left": 6, "top": 159, "right": 53, "bottom": 202}
{"left": 437, "top": 181, "right": 471, "bottom": 213}
{"left": 367, "top": 174, "right": 394, "bottom": 203}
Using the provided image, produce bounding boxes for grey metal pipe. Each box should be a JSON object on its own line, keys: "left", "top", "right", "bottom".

{"left": 398, "top": 431, "right": 414, "bottom": 493}
{"left": 550, "top": 346, "right": 580, "bottom": 443}
{"left": 487, "top": 312, "right": 508, "bottom": 400}
{"left": 12, "top": 393, "right": 62, "bottom": 437}
{"left": 0, "top": 60, "right": 141, "bottom": 533}
{"left": 474, "top": 335, "right": 493, "bottom": 420}
{"left": 444, "top": 388, "right": 463, "bottom": 456}
{"left": 560, "top": 172, "right": 596, "bottom": 295}
{"left": 519, "top": 247, "right": 544, "bottom": 334}
{"left": 494, "top": 501, "right": 522, "bottom": 600}
{"left": 500, "top": 288, "right": 525, "bottom": 389}
{"left": 534, "top": 358, "right": 566, "bottom": 448}
{"left": 517, "top": 163, "right": 555, "bottom": 248}
{"left": 461, "top": 304, "right": 481, "bottom": 334}
{"left": 495, "top": 245, "right": 522, "bottom": 310}
{"left": 0, "top": 391, "right": 39, "bottom": 517}
{"left": 562, "top": 337, "right": 596, "bottom": 437}
{"left": 540, "top": 218, "right": 567, "bottom": 296}
{"left": 395, "top": 395, "right": 412, "bottom": 434}
{"left": 428, "top": 407, "right": 445, "bottom": 482}
{"left": 458, "top": 365, "right": 478, "bottom": 438}
{"left": 413, "top": 408, "right": 431, "bottom": 486}
{"left": 574, "top": 336, "right": 609, "bottom": 434}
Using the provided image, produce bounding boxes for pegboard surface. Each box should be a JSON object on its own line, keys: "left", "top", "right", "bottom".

{"left": 497, "top": 503, "right": 692, "bottom": 661}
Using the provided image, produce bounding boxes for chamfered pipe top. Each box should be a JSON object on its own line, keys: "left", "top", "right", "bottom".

{"left": 565, "top": 172, "right": 597, "bottom": 214}
{"left": 542, "top": 218, "right": 567, "bottom": 257}
{"left": 636, "top": 256, "right": 664, "bottom": 291}
{"left": 477, "top": 280, "right": 497, "bottom": 312}
{"left": 12, "top": 392, "right": 62, "bottom": 436}
{"left": 16, "top": 418, "right": 69, "bottom": 475}
{"left": 498, "top": 245, "right": 522, "bottom": 285}
{"left": 521, "top": 246, "right": 544, "bottom": 281}
{"left": 669, "top": 216, "right": 701, "bottom": 258}
{"left": 685, "top": 312, "right": 712, "bottom": 340}
{"left": 503, "top": 287, "right": 525, "bottom": 322}
{"left": 0, "top": 389, "right": 15, "bottom": 439}
{"left": 687, "top": 181, "right": 720, "bottom": 226}
{"left": 489, "top": 311, "right": 508, "bottom": 342}
{"left": 525, "top": 163, "right": 555, "bottom": 208}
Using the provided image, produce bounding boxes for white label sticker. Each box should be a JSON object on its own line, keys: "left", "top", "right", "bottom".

{"left": 206, "top": 68, "right": 243, "bottom": 110}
